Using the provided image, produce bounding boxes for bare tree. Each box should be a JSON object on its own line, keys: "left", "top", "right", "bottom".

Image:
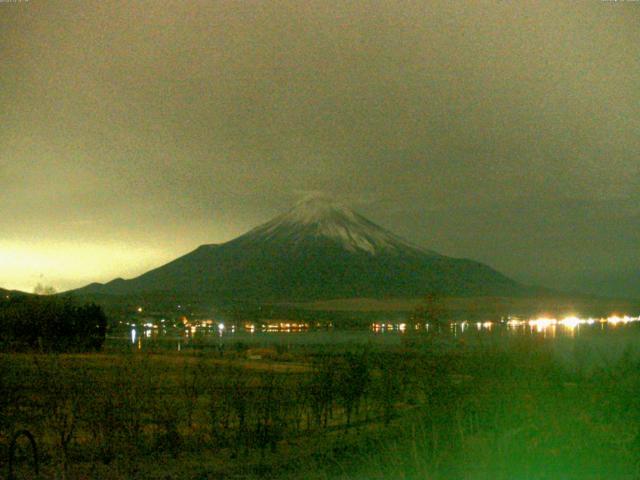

{"left": 33, "top": 283, "right": 57, "bottom": 296}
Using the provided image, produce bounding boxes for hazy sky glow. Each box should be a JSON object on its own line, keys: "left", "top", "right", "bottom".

{"left": 1, "top": 1, "right": 639, "bottom": 295}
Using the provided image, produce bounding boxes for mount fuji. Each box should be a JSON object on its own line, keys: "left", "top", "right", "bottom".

{"left": 74, "top": 197, "right": 524, "bottom": 301}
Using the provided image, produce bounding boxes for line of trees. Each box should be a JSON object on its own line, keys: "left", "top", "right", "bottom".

{"left": 0, "top": 295, "right": 107, "bottom": 352}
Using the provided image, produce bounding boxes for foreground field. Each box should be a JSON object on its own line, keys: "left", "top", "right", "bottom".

{"left": 2, "top": 336, "right": 640, "bottom": 479}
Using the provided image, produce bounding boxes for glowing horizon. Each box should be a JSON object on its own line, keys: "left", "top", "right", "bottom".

{"left": 0, "top": 240, "right": 174, "bottom": 292}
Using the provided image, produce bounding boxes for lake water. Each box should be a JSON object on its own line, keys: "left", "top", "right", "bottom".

{"left": 109, "top": 314, "right": 640, "bottom": 365}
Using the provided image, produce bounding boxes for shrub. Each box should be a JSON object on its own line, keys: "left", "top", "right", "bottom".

{"left": 0, "top": 295, "right": 107, "bottom": 352}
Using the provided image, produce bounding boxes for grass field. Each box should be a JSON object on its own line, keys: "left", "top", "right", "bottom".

{"left": 2, "top": 335, "right": 640, "bottom": 479}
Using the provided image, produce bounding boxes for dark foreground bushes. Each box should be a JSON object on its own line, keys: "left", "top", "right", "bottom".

{"left": 0, "top": 295, "right": 107, "bottom": 352}
{"left": 0, "top": 349, "right": 417, "bottom": 478}
{"left": 2, "top": 339, "right": 640, "bottom": 479}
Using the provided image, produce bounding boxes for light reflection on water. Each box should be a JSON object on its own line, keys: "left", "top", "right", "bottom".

{"left": 107, "top": 314, "right": 640, "bottom": 372}
{"left": 117, "top": 314, "right": 640, "bottom": 350}
{"left": 369, "top": 315, "right": 640, "bottom": 338}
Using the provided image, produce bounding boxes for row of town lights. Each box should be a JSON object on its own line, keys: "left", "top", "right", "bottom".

{"left": 370, "top": 315, "right": 639, "bottom": 333}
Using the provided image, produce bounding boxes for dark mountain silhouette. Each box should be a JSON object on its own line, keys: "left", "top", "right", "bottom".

{"left": 0, "top": 288, "right": 30, "bottom": 299}
{"left": 73, "top": 197, "right": 526, "bottom": 301}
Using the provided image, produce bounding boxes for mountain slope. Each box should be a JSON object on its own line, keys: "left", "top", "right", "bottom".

{"left": 74, "top": 197, "right": 524, "bottom": 301}
{"left": 0, "top": 287, "right": 30, "bottom": 299}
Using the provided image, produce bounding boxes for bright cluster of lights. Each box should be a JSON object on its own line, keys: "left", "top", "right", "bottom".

{"left": 372, "top": 323, "right": 405, "bottom": 332}
{"left": 603, "top": 315, "right": 638, "bottom": 326}
{"left": 370, "top": 314, "right": 640, "bottom": 336}
{"left": 507, "top": 315, "right": 640, "bottom": 333}
{"left": 248, "top": 322, "right": 309, "bottom": 333}
{"left": 472, "top": 321, "right": 494, "bottom": 331}
{"left": 529, "top": 317, "right": 557, "bottom": 332}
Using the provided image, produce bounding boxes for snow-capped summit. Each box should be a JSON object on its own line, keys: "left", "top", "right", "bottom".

{"left": 238, "top": 195, "right": 433, "bottom": 256}
{"left": 272, "top": 195, "right": 358, "bottom": 226}
{"left": 74, "top": 197, "right": 523, "bottom": 301}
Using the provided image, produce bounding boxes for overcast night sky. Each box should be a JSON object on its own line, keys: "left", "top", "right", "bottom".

{"left": 1, "top": 1, "right": 639, "bottom": 296}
